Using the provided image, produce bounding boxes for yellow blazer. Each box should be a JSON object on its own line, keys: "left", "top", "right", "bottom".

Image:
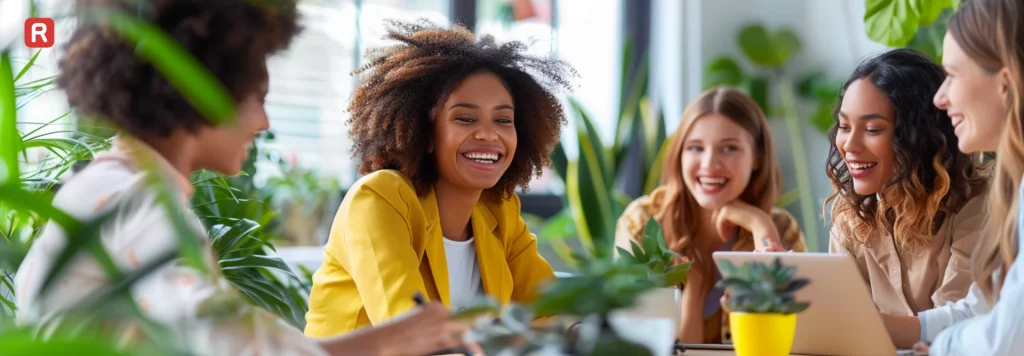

{"left": 303, "top": 170, "right": 556, "bottom": 338}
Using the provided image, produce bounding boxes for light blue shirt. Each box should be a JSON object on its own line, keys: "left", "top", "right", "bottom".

{"left": 930, "top": 179, "right": 1024, "bottom": 355}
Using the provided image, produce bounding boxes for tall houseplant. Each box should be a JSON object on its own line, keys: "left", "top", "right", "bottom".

{"left": 541, "top": 40, "right": 668, "bottom": 261}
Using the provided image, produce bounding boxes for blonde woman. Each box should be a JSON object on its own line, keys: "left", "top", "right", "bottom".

{"left": 915, "top": 0, "right": 1024, "bottom": 354}
{"left": 615, "top": 87, "right": 807, "bottom": 344}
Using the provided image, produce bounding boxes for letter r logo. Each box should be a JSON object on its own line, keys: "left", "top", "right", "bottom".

{"left": 24, "top": 18, "right": 55, "bottom": 48}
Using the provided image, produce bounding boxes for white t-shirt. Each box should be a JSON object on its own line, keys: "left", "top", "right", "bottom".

{"left": 442, "top": 236, "right": 482, "bottom": 311}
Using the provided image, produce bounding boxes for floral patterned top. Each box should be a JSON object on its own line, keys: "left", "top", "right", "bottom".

{"left": 14, "top": 137, "right": 325, "bottom": 355}
{"left": 614, "top": 186, "right": 808, "bottom": 344}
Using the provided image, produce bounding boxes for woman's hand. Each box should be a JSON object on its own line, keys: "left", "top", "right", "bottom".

{"left": 320, "top": 302, "right": 481, "bottom": 356}
{"left": 713, "top": 201, "right": 785, "bottom": 252}
{"left": 913, "top": 341, "right": 930, "bottom": 355}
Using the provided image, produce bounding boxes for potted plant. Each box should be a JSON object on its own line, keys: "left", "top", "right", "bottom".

{"left": 612, "top": 217, "right": 691, "bottom": 349}
{"left": 455, "top": 223, "right": 691, "bottom": 356}
{"left": 716, "top": 258, "right": 811, "bottom": 356}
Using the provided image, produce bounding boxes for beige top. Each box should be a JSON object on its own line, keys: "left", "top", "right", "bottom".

{"left": 14, "top": 137, "right": 324, "bottom": 355}
{"left": 614, "top": 186, "right": 807, "bottom": 343}
{"left": 828, "top": 195, "right": 986, "bottom": 316}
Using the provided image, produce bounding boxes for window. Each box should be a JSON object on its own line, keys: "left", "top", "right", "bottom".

{"left": 261, "top": 0, "right": 448, "bottom": 188}
{"left": 474, "top": 0, "right": 622, "bottom": 196}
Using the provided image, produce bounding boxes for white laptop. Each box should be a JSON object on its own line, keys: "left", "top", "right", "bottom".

{"left": 711, "top": 252, "right": 915, "bottom": 356}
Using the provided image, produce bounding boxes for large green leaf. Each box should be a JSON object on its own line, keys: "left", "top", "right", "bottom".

{"left": 642, "top": 137, "right": 671, "bottom": 195}
{"left": 738, "top": 76, "right": 770, "bottom": 113}
{"left": 550, "top": 142, "right": 568, "bottom": 183}
{"left": 907, "top": 8, "right": 953, "bottom": 63}
{"left": 864, "top": 0, "right": 920, "bottom": 47}
{"left": 705, "top": 56, "right": 745, "bottom": 89}
{"left": 0, "top": 337, "right": 131, "bottom": 356}
{"left": 738, "top": 25, "right": 801, "bottom": 68}
{"left": 570, "top": 99, "right": 611, "bottom": 186}
{"left": 914, "top": 0, "right": 953, "bottom": 27}
{"left": 566, "top": 134, "right": 615, "bottom": 257}
{"left": 0, "top": 53, "right": 19, "bottom": 189}
{"left": 84, "top": 9, "right": 236, "bottom": 124}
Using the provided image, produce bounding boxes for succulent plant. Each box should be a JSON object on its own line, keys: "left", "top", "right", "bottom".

{"left": 715, "top": 257, "right": 811, "bottom": 314}
{"left": 614, "top": 217, "right": 692, "bottom": 287}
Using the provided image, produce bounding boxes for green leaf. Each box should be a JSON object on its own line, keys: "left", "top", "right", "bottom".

{"left": 0, "top": 53, "right": 19, "bottom": 189}
{"left": 566, "top": 122, "right": 616, "bottom": 256}
{"left": 641, "top": 226, "right": 660, "bottom": 258}
{"left": 538, "top": 209, "right": 575, "bottom": 242}
{"left": 782, "top": 279, "right": 810, "bottom": 294}
{"left": 737, "top": 76, "right": 770, "bottom": 114}
{"left": 705, "top": 56, "right": 745, "bottom": 89}
{"left": 907, "top": 8, "right": 953, "bottom": 63}
{"left": 13, "top": 50, "right": 41, "bottom": 83}
{"left": 219, "top": 255, "right": 296, "bottom": 276}
{"left": 738, "top": 25, "right": 801, "bottom": 67}
{"left": 914, "top": 0, "right": 953, "bottom": 27}
{"left": 571, "top": 100, "right": 612, "bottom": 185}
{"left": 787, "top": 301, "right": 811, "bottom": 314}
{"left": 629, "top": 240, "right": 648, "bottom": 264}
{"left": 0, "top": 337, "right": 131, "bottom": 356}
{"left": 864, "top": 0, "right": 920, "bottom": 47}
{"left": 642, "top": 137, "right": 671, "bottom": 195}
{"left": 717, "top": 260, "right": 739, "bottom": 278}
{"left": 83, "top": 9, "right": 236, "bottom": 124}
{"left": 550, "top": 142, "right": 568, "bottom": 183}
{"left": 663, "top": 264, "right": 689, "bottom": 286}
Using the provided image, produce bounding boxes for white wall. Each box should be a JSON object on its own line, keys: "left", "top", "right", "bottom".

{"left": 685, "top": 0, "right": 888, "bottom": 250}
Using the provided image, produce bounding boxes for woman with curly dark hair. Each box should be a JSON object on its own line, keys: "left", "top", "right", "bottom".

{"left": 823, "top": 48, "right": 990, "bottom": 348}
{"left": 304, "top": 19, "right": 575, "bottom": 337}
{"left": 15, "top": 1, "right": 474, "bottom": 355}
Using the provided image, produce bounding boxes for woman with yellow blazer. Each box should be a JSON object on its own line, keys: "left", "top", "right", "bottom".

{"left": 304, "top": 20, "right": 576, "bottom": 338}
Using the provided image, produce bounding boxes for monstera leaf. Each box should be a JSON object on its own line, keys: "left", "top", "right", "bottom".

{"left": 864, "top": 0, "right": 954, "bottom": 47}
{"left": 738, "top": 24, "right": 802, "bottom": 68}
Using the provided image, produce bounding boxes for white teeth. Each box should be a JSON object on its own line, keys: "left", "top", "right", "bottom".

{"left": 463, "top": 152, "right": 499, "bottom": 163}
{"left": 848, "top": 162, "right": 877, "bottom": 170}
{"left": 698, "top": 177, "right": 728, "bottom": 185}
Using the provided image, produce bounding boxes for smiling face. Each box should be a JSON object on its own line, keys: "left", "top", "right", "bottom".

{"left": 934, "top": 33, "right": 1009, "bottom": 153}
{"left": 432, "top": 70, "right": 517, "bottom": 191}
{"left": 680, "top": 114, "right": 757, "bottom": 210}
{"left": 836, "top": 79, "right": 897, "bottom": 196}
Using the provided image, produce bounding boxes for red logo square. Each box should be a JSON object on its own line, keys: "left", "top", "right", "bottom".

{"left": 24, "top": 18, "right": 55, "bottom": 48}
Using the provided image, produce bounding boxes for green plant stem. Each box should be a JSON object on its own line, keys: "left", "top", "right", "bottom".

{"left": 778, "top": 78, "right": 819, "bottom": 251}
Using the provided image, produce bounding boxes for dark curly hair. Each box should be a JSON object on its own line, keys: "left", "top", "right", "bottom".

{"left": 348, "top": 19, "right": 576, "bottom": 199}
{"left": 824, "top": 48, "right": 990, "bottom": 251}
{"left": 58, "top": 0, "right": 302, "bottom": 137}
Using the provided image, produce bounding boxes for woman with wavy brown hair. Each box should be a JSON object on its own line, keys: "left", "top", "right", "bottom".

{"left": 823, "top": 48, "right": 990, "bottom": 349}
{"left": 614, "top": 86, "right": 807, "bottom": 344}
{"left": 916, "top": 0, "right": 1024, "bottom": 354}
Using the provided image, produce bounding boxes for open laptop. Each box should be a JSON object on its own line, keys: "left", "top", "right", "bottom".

{"left": 711, "top": 252, "right": 915, "bottom": 356}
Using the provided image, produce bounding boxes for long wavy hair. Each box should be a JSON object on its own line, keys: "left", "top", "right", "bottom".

{"left": 948, "top": 0, "right": 1024, "bottom": 302}
{"left": 656, "top": 87, "right": 782, "bottom": 259}
{"left": 824, "top": 49, "right": 989, "bottom": 253}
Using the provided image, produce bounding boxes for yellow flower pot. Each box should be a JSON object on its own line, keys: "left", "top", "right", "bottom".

{"left": 729, "top": 312, "right": 797, "bottom": 356}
